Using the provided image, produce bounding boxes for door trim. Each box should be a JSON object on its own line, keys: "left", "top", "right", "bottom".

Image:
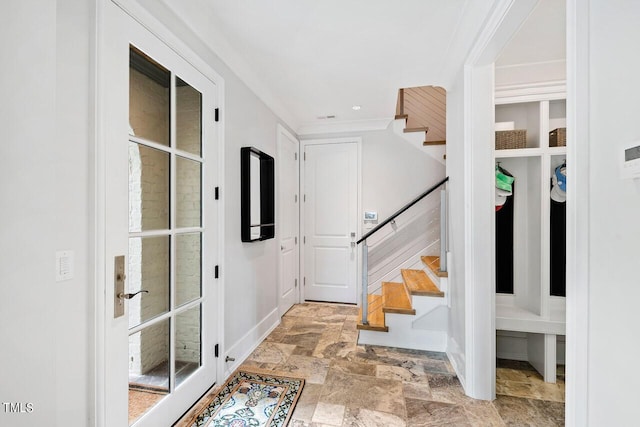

{"left": 565, "top": 0, "right": 590, "bottom": 424}
{"left": 276, "top": 124, "right": 300, "bottom": 316}
{"left": 94, "top": 1, "right": 226, "bottom": 425}
{"left": 299, "top": 137, "right": 362, "bottom": 305}
{"left": 461, "top": 0, "right": 538, "bottom": 401}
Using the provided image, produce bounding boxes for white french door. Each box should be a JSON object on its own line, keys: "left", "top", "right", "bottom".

{"left": 303, "top": 141, "right": 359, "bottom": 304}
{"left": 100, "top": 2, "right": 219, "bottom": 426}
{"left": 277, "top": 125, "right": 300, "bottom": 316}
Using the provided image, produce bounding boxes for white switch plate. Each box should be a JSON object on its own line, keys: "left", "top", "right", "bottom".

{"left": 364, "top": 211, "right": 378, "bottom": 221}
{"left": 621, "top": 141, "right": 640, "bottom": 180}
{"left": 56, "top": 250, "right": 74, "bottom": 282}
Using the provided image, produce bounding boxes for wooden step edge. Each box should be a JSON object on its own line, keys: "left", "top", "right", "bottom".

{"left": 404, "top": 126, "right": 429, "bottom": 133}
{"left": 382, "top": 282, "right": 416, "bottom": 315}
{"left": 394, "top": 114, "right": 409, "bottom": 120}
{"left": 356, "top": 322, "right": 389, "bottom": 332}
{"left": 401, "top": 269, "right": 445, "bottom": 298}
{"left": 357, "top": 295, "right": 388, "bottom": 332}
{"left": 423, "top": 140, "right": 446, "bottom": 146}
{"left": 421, "top": 256, "right": 449, "bottom": 278}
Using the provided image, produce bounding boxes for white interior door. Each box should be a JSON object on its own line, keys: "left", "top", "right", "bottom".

{"left": 303, "top": 142, "right": 358, "bottom": 304}
{"left": 100, "top": 3, "right": 219, "bottom": 426}
{"left": 277, "top": 125, "right": 300, "bottom": 316}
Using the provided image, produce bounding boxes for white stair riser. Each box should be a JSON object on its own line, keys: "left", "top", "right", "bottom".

{"left": 358, "top": 295, "right": 448, "bottom": 352}
{"left": 358, "top": 329, "right": 447, "bottom": 352}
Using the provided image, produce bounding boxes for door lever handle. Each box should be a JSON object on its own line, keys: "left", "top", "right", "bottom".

{"left": 118, "top": 290, "right": 149, "bottom": 300}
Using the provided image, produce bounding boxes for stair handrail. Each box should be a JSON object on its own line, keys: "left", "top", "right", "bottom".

{"left": 357, "top": 176, "right": 449, "bottom": 326}
{"left": 356, "top": 176, "right": 449, "bottom": 245}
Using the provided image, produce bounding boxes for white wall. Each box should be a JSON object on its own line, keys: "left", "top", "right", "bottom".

{"left": 0, "top": 1, "right": 92, "bottom": 426}
{"left": 444, "top": 70, "right": 467, "bottom": 383}
{"left": 222, "top": 73, "right": 282, "bottom": 360}
{"left": 580, "top": 1, "right": 640, "bottom": 424}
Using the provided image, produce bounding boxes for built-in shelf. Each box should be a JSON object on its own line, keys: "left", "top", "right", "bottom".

{"left": 496, "top": 302, "right": 566, "bottom": 335}
{"left": 495, "top": 146, "right": 566, "bottom": 159}
{"left": 494, "top": 88, "right": 567, "bottom": 384}
{"left": 495, "top": 147, "right": 543, "bottom": 158}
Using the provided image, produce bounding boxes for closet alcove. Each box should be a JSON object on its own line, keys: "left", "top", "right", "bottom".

{"left": 493, "top": 0, "right": 567, "bottom": 385}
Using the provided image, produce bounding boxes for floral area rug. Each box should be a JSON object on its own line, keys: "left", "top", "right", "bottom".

{"left": 190, "top": 371, "right": 304, "bottom": 427}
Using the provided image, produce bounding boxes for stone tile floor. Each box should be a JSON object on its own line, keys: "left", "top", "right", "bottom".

{"left": 177, "top": 302, "right": 565, "bottom": 426}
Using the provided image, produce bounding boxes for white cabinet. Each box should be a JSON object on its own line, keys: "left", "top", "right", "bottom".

{"left": 494, "top": 86, "right": 566, "bottom": 382}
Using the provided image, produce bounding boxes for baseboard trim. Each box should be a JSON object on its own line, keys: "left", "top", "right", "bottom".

{"left": 496, "top": 351, "right": 529, "bottom": 361}
{"left": 447, "top": 336, "right": 466, "bottom": 390}
{"left": 223, "top": 308, "right": 280, "bottom": 376}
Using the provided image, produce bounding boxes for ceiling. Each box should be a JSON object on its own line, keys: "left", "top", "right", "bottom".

{"left": 149, "top": 0, "right": 499, "bottom": 132}
{"left": 497, "top": 0, "right": 566, "bottom": 66}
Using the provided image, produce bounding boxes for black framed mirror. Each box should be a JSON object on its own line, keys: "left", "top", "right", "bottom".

{"left": 241, "top": 147, "right": 275, "bottom": 242}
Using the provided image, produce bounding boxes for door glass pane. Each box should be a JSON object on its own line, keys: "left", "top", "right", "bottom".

{"left": 176, "top": 156, "right": 202, "bottom": 228}
{"left": 129, "top": 46, "right": 170, "bottom": 146}
{"left": 175, "top": 304, "right": 201, "bottom": 387}
{"left": 126, "top": 44, "right": 212, "bottom": 424}
{"left": 175, "top": 233, "right": 201, "bottom": 307}
{"left": 129, "top": 143, "right": 170, "bottom": 232}
{"left": 128, "top": 318, "right": 170, "bottom": 425}
{"left": 128, "top": 236, "right": 170, "bottom": 328}
{"left": 176, "top": 76, "right": 202, "bottom": 156}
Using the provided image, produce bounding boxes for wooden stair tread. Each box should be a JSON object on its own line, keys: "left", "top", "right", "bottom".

{"left": 357, "top": 294, "right": 388, "bottom": 332}
{"left": 395, "top": 114, "right": 409, "bottom": 120}
{"left": 404, "top": 126, "right": 429, "bottom": 133}
{"left": 382, "top": 282, "right": 415, "bottom": 315}
{"left": 423, "top": 140, "right": 446, "bottom": 146}
{"left": 401, "top": 269, "right": 444, "bottom": 297}
{"left": 421, "top": 256, "right": 448, "bottom": 277}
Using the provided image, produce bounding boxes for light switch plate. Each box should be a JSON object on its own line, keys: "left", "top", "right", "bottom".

{"left": 621, "top": 141, "right": 640, "bottom": 180}
{"left": 56, "top": 250, "right": 74, "bottom": 282}
{"left": 364, "top": 211, "right": 378, "bottom": 221}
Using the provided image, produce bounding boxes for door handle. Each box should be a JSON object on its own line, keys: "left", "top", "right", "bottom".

{"left": 114, "top": 255, "right": 125, "bottom": 318}
{"left": 118, "top": 290, "right": 149, "bottom": 300}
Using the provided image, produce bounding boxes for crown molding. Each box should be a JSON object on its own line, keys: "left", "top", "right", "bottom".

{"left": 297, "top": 118, "right": 392, "bottom": 137}
{"left": 495, "top": 80, "right": 567, "bottom": 104}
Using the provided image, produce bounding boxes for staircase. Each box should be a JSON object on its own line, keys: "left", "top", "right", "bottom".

{"left": 393, "top": 86, "right": 447, "bottom": 164}
{"left": 353, "top": 88, "right": 449, "bottom": 352}
{"left": 357, "top": 254, "right": 449, "bottom": 352}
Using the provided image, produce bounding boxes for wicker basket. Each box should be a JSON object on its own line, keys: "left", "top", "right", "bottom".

{"left": 495, "top": 130, "right": 526, "bottom": 150}
{"left": 549, "top": 128, "right": 566, "bottom": 147}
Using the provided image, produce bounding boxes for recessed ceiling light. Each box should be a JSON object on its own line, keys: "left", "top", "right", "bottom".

{"left": 352, "top": 105, "right": 361, "bottom": 111}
